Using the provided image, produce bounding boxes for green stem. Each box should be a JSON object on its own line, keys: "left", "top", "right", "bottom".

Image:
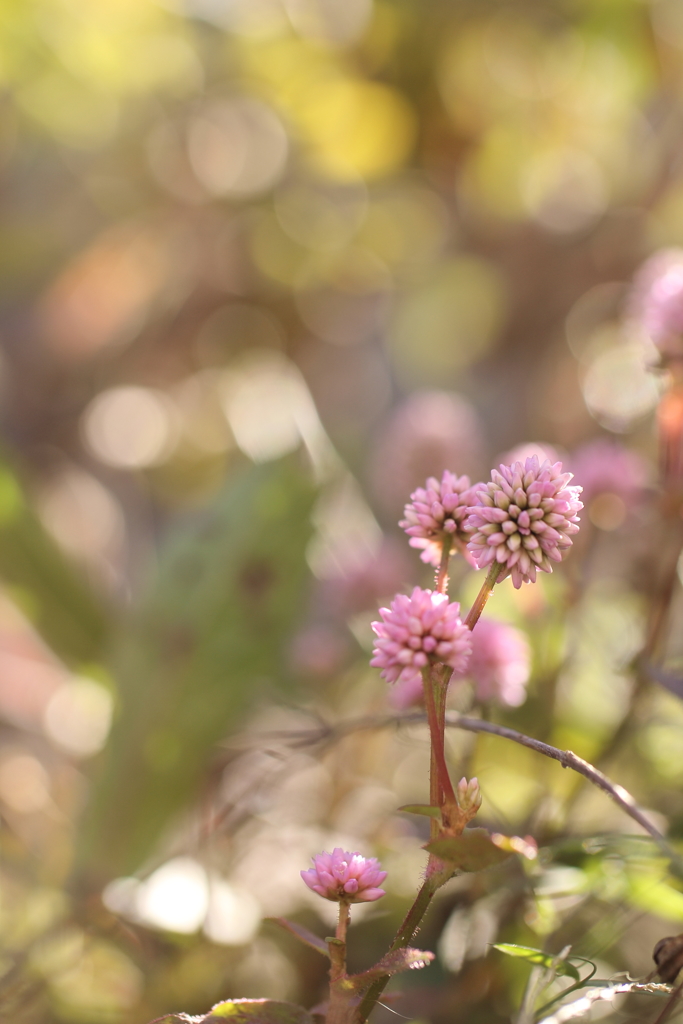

{"left": 464, "top": 561, "right": 503, "bottom": 630}
{"left": 356, "top": 879, "right": 437, "bottom": 1023}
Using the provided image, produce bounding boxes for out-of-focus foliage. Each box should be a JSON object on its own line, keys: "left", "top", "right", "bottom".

{"left": 78, "top": 457, "right": 316, "bottom": 881}
{"left": 3, "top": 0, "right": 683, "bottom": 1022}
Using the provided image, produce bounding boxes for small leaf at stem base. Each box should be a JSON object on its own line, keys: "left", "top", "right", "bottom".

{"left": 266, "top": 918, "right": 330, "bottom": 958}
{"left": 398, "top": 804, "right": 442, "bottom": 818}
{"left": 424, "top": 827, "right": 512, "bottom": 871}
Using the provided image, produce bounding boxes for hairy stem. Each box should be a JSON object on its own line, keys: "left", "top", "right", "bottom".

{"left": 326, "top": 903, "right": 351, "bottom": 1024}
{"left": 422, "top": 667, "right": 456, "bottom": 813}
{"left": 335, "top": 900, "right": 350, "bottom": 947}
{"left": 356, "top": 879, "right": 437, "bottom": 1023}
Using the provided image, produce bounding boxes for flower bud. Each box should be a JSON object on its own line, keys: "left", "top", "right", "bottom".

{"left": 456, "top": 776, "right": 482, "bottom": 815}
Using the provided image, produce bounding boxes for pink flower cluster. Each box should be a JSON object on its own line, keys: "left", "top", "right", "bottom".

{"left": 466, "top": 457, "right": 583, "bottom": 588}
{"left": 400, "top": 471, "right": 481, "bottom": 567}
{"left": 301, "top": 849, "right": 387, "bottom": 903}
{"left": 371, "top": 587, "right": 471, "bottom": 687}
{"left": 467, "top": 618, "right": 531, "bottom": 706}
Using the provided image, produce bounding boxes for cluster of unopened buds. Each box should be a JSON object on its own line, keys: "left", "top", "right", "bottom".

{"left": 301, "top": 849, "right": 387, "bottom": 904}
{"left": 372, "top": 456, "right": 582, "bottom": 697}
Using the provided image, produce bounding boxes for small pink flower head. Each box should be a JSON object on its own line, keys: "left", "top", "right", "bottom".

{"left": 465, "top": 457, "right": 583, "bottom": 589}
{"left": 467, "top": 618, "right": 531, "bottom": 706}
{"left": 371, "top": 587, "right": 472, "bottom": 687}
{"left": 629, "top": 248, "right": 683, "bottom": 354}
{"left": 399, "top": 471, "right": 482, "bottom": 567}
{"left": 301, "top": 849, "right": 387, "bottom": 903}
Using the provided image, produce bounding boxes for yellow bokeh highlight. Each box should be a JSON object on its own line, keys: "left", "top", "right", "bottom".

{"left": 297, "top": 77, "right": 416, "bottom": 181}
{"left": 236, "top": 32, "right": 415, "bottom": 180}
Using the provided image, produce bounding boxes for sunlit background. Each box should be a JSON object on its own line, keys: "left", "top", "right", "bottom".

{"left": 3, "top": 0, "right": 683, "bottom": 1021}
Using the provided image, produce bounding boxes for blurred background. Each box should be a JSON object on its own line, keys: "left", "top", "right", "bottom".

{"left": 4, "top": 0, "right": 683, "bottom": 1020}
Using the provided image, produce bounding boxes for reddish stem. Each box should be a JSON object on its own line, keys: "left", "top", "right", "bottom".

{"left": 335, "top": 900, "right": 350, "bottom": 946}
{"left": 435, "top": 534, "right": 452, "bottom": 594}
{"left": 464, "top": 562, "right": 503, "bottom": 630}
{"left": 422, "top": 667, "right": 456, "bottom": 811}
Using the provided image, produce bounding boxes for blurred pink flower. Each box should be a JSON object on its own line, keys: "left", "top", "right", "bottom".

{"left": 289, "top": 624, "right": 349, "bottom": 678}
{"left": 324, "top": 538, "right": 413, "bottom": 615}
{"left": 399, "top": 471, "right": 481, "bottom": 567}
{"left": 301, "top": 848, "right": 387, "bottom": 903}
{"left": 466, "top": 618, "right": 531, "bottom": 706}
{"left": 371, "top": 587, "right": 471, "bottom": 687}
{"left": 368, "top": 391, "right": 484, "bottom": 512}
{"left": 466, "top": 457, "right": 583, "bottom": 588}
{"left": 498, "top": 442, "right": 561, "bottom": 469}
{"left": 569, "top": 439, "right": 648, "bottom": 504}
{"left": 387, "top": 671, "right": 425, "bottom": 709}
{"left": 630, "top": 248, "right": 683, "bottom": 353}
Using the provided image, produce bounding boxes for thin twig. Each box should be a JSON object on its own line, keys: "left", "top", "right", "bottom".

{"left": 261, "top": 711, "right": 683, "bottom": 873}
{"left": 536, "top": 982, "right": 672, "bottom": 1024}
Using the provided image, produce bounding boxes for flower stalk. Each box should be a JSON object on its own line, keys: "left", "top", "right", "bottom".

{"left": 422, "top": 665, "right": 456, "bottom": 827}
{"left": 464, "top": 561, "right": 504, "bottom": 630}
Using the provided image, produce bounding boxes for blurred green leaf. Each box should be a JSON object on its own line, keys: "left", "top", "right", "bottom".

{"left": 0, "top": 459, "right": 110, "bottom": 665}
{"left": 425, "top": 828, "right": 513, "bottom": 872}
{"left": 625, "top": 867, "right": 683, "bottom": 922}
{"left": 493, "top": 945, "right": 581, "bottom": 981}
{"left": 76, "top": 456, "right": 316, "bottom": 880}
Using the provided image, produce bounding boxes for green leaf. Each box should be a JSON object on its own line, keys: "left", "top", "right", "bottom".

{"left": 398, "top": 804, "right": 442, "bottom": 818}
{"left": 0, "top": 458, "right": 110, "bottom": 666}
{"left": 492, "top": 945, "right": 580, "bottom": 981}
{"left": 350, "top": 947, "right": 435, "bottom": 988}
{"left": 267, "top": 918, "right": 330, "bottom": 957}
{"left": 76, "top": 457, "right": 317, "bottom": 878}
{"left": 425, "top": 828, "right": 513, "bottom": 872}
{"left": 206, "top": 999, "right": 314, "bottom": 1023}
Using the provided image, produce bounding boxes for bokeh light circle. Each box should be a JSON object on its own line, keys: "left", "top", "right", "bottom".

{"left": 82, "top": 386, "right": 178, "bottom": 469}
